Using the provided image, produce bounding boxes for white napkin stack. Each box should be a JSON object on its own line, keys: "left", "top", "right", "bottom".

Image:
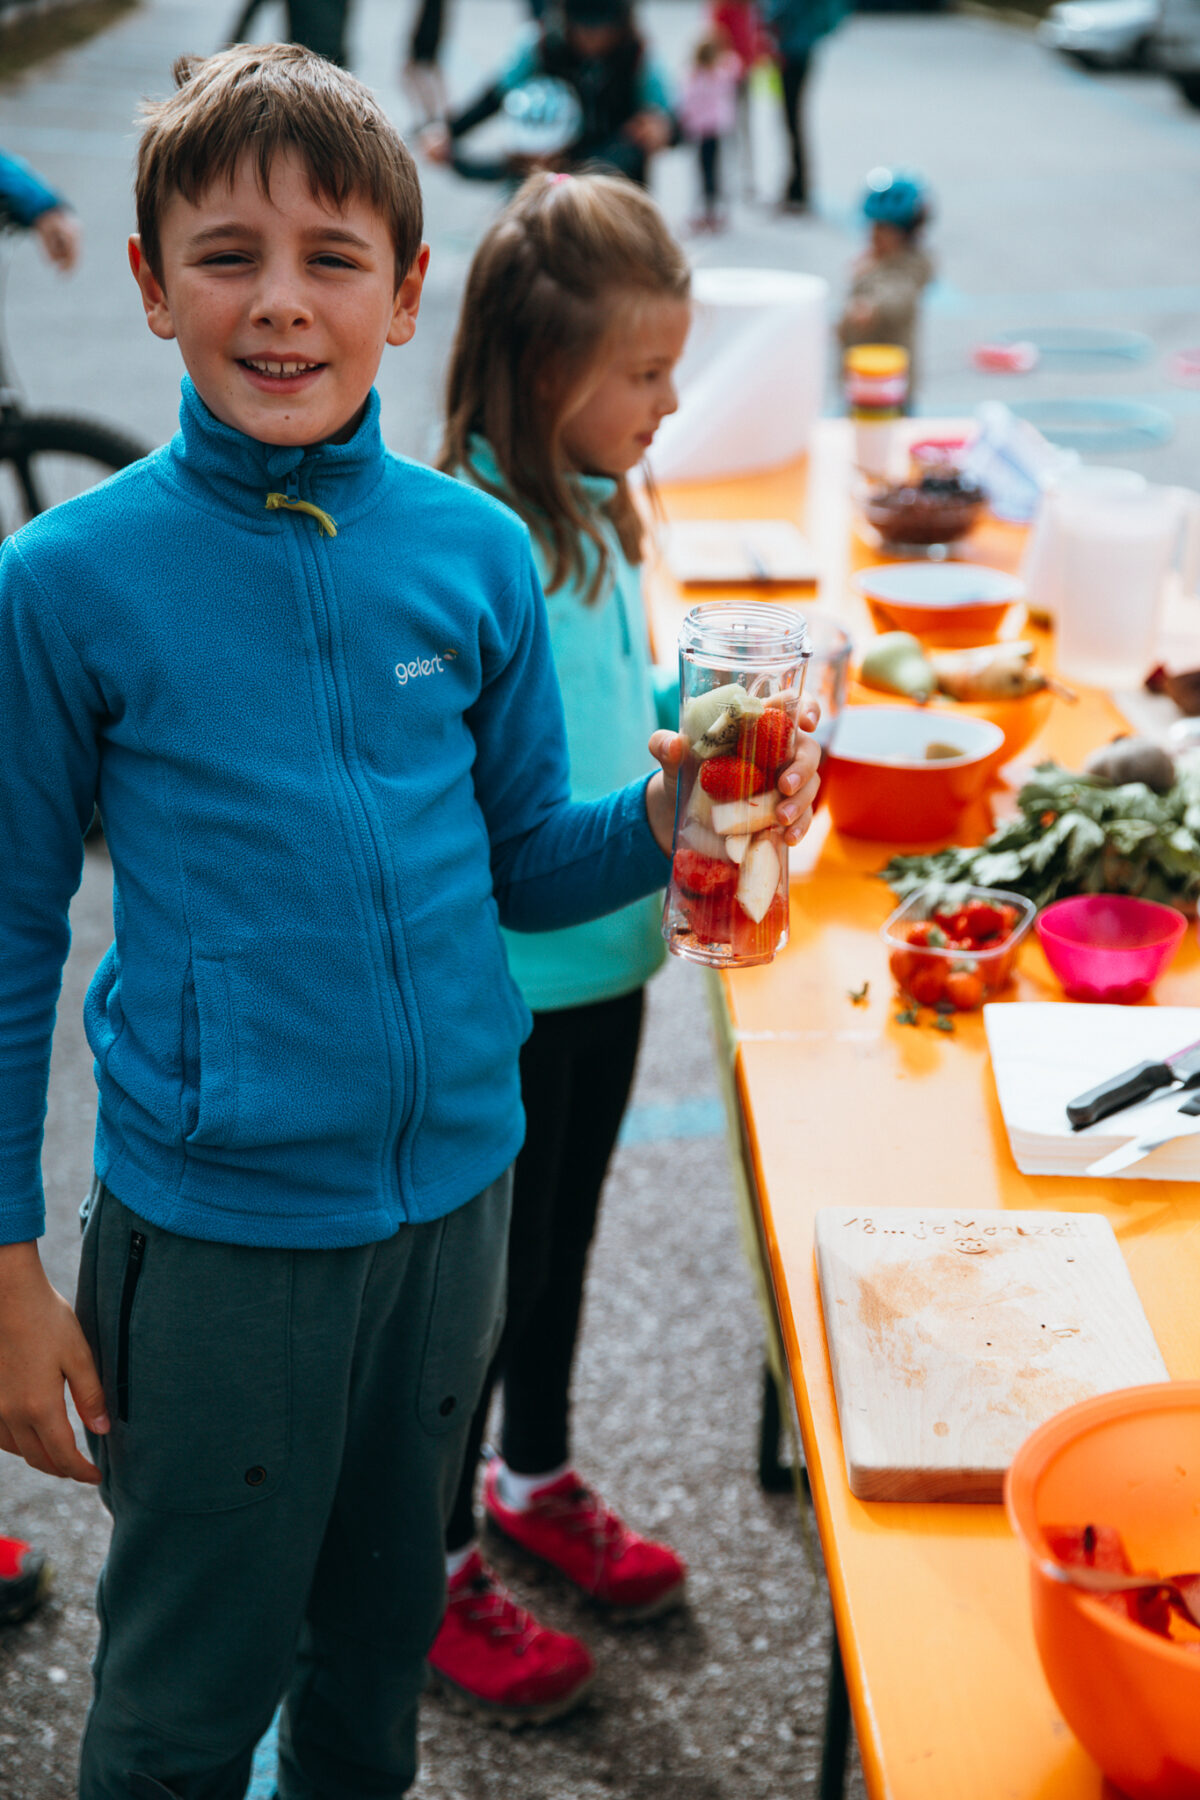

{"left": 984, "top": 1002, "right": 1200, "bottom": 1180}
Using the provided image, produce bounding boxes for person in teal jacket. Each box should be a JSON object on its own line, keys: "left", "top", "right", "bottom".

{"left": 0, "top": 49, "right": 827, "bottom": 1800}
{"left": 428, "top": 171, "right": 735, "bottom": 1727}
{"left": 762, "top": 0, "right": 848, "bottom": 211}
{"left": 421, "top": 0, "right": 675, "bottom": 186}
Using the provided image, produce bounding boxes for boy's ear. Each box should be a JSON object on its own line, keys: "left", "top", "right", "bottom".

{"left": 128, "top": 235, "right": 177, "bottom": 342}
{"left": 386, "top": 244, "right": 431, "bottom": 349}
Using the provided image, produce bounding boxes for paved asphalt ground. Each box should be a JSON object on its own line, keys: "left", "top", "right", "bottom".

{"left": 2, "top": 1, "right": 1200, "bottom": 1795}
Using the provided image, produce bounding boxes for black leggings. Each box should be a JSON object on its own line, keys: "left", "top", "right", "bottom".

{"left": 779, "top": 50, "right": 812, "bottom": 204}
{"left": 698, "top": 136, "right": 720, "bottom": 209}
{"left": 445, "top": 988, "right": 645, "bottom": 1553}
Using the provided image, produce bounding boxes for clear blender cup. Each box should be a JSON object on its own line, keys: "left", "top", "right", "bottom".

{"left": 663, "top": 603, "right": 811, "bottom": 969}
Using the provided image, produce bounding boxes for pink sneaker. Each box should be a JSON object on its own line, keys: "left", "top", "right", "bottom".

{"left": 483, "top": 1463, "right": 687, "bottom": 1619}
{"left": 428, "top": 1550, "right": 594, "bottom": 1727}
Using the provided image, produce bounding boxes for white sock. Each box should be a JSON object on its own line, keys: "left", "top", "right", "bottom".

{"left": 496, "top": 1459, "right": 571, "bottom": 1512}
{"left": 445, "top": 1542, "right": 477, "bottom": 1580}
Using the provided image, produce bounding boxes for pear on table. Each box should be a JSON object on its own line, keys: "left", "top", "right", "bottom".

{"left": 860, "top": 632, "right": 937, "bottom": 703}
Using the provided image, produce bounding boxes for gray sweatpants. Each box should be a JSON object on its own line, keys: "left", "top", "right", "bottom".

{"left": 74, "top": 1171, "right": 511, "bottom": 1800}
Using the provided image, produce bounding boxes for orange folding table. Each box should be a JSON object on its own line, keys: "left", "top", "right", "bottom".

{"left": 645, "top": 421, "right": 1200, "bottom": 1799}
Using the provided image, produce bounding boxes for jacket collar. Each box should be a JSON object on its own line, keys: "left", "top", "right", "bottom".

{"left": 168, "top": 377, "right": 388, "bottom": 525}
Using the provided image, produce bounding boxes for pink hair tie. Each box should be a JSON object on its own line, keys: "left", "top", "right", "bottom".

{"left": 550, "top": 171, "right": 572, "bottom": 184}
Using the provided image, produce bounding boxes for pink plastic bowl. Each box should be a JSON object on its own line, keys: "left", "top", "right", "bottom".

{"left": 1035, "top": 894, "right": 1186, "bottom": 1004}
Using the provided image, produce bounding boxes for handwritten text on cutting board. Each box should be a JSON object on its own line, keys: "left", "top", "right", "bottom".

{"left": 815, "top": 1208, "right": 1168, "bottom": 1503}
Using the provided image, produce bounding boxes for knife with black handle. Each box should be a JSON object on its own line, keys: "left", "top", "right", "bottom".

{"left": 1067, "top": 1041, "right": 1200, "bottom": 1131}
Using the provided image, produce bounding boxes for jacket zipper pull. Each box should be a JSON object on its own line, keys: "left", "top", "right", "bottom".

{"left": 264, "top": 484, "right": 339, "bottom": 537}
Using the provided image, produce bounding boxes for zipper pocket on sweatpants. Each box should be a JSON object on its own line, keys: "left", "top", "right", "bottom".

{"left": 115, "top": 1230, "right": 147, "bottom": 1423}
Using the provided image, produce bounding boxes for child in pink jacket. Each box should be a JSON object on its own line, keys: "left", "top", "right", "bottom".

{"left": 679, "top": 31, "right": 741, "bottom": 229}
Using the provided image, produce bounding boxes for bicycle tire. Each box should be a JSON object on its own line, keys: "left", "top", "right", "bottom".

{"left": 0, "top": 411, "right": 149, "bottom": 535}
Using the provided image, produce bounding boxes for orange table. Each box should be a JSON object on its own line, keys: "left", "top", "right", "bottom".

{"left": 647, "top": 422, "right": 1200, "bottom": 1799}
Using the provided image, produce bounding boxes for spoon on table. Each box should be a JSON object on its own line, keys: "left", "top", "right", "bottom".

{"left": 1039, "top": 1559, "right": 1200, "bottom": 1630}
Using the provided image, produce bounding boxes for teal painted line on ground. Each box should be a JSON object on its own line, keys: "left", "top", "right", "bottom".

{"left": 921, "top": 388, "right": 1200, "bottom": 420}
{"left": 928, "top": 282, "right": 1200, "bottom": 317}
{"left": 618, "top": 1097, "right": 726, "bottom": 1145}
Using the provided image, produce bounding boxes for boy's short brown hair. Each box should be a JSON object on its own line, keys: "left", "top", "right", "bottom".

{"left": 135, "top": 43, "right": 423, "bottom": 286}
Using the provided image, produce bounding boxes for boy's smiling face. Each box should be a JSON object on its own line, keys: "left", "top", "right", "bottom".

{"left": 130, "top": 148, "right": 428, "bottom": 447}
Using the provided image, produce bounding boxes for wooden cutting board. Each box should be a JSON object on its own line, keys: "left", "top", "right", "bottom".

{"left": 815, "top": 1207, "right": 1169, "bottom": 1503}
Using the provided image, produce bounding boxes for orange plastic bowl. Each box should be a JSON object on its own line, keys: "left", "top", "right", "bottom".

{"left": 1006, "top": 1382, "right": 1200, "bottom": 1800}
{"left": 823, "top": 704, "right": 1004, "bottom": 841}
{"left": 854, "top": 563, "right": 1026, "bottom": 648}
{"left": 847, "top": 677, "right": 1054, "bottom": 782}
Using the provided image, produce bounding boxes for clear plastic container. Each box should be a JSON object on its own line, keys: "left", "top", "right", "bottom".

{"left": 881, "top": 883, "right": 1036, "bottom": 1010}
{"left": 663, "top": 603, "right": 811, "bottom": 968}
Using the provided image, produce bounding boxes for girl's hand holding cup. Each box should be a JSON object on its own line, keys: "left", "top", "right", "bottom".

{"left": 646, "top": 699, "right": 821, "bottom": 857}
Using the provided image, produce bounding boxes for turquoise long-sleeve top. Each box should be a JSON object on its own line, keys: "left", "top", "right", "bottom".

{"left": 459, "top": 438, "right": 674, "bottom": 1012}
{"left": 0, "top": 383, "right": 671, "bottom": 1248}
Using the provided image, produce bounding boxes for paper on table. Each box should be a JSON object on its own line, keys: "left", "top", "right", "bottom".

{"left": 984, "top": 1002, "right": 1200, "bottom": 1179}
{"left": 662, "top": 519, "right": 819, "bottom": 585}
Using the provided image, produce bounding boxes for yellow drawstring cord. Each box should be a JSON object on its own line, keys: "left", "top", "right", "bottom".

{"left": 265, "top": 493, "right": 338, "bottom": 537}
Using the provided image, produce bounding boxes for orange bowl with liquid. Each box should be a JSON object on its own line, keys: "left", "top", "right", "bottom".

{"left": 1006, "top": 1382, "right": 1200, "bottom": 1800}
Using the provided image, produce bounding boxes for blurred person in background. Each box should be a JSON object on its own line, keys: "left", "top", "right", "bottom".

{"left": 679, "top": 29, "right": 741, "bottom": 231}
{"left": 403, "top": 0, "right": 449, "bottom": 125}
{"left": 227, "top": 0, "right": 350, "bottom": 64}
{"left": 709, "top": 0, "right": 766, "bottom": 197}
{"left": 837, "top": 167, "right": 934, "bottom": 396}
{"left": 0, "top": 149, "right": 80, "bottom": 271}
{"left": 761, "top": 0, "right": 847, "bottom": 212}
{"left": 421, "top": 0, "right": 675, "bottom": 187}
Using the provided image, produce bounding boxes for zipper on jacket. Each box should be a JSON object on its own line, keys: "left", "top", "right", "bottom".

{"left": 115, "top": 1230, "right": 147, "bottom": 1423}
{"left": 287, "top": 466, "right": 418, "bottom": 1204}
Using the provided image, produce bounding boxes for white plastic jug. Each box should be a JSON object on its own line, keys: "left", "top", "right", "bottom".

{"left": 1028, "top": 473, "right": 1200, "bottom": 689}
{"left": 1021, "top": 465, "right": 1146, "bottom": 620}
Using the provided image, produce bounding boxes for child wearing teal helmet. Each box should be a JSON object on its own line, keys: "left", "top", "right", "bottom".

{"left": 837, "top": 167, "right": 935, "bottom": 397}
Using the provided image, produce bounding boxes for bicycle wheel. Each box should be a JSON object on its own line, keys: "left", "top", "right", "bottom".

{"left": 0, "top": 412, "right": 149, "bottom": 537}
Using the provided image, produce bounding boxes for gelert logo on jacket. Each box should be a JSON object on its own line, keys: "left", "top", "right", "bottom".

{"left": 395, "top": 651, "right": 451, "bottom": 687}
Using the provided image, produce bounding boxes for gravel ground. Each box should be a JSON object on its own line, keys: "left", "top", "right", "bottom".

{"left": 2, "top": 0, "right": 1200, "bottom": 1791}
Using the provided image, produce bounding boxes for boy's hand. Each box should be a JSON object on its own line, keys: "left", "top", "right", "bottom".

{"left": 646, "top": 698, "right": 822, "bottom": 855}
{"left": 0, "top": 1242, "right": 108, "bottom": 1486}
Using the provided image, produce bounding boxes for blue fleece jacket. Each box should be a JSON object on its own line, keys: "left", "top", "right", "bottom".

{"left": 0, "top": 380, "right": 670, "bottom": 1249}
{"left": 460, "top": 438, "right": 672, "bottom": 1012}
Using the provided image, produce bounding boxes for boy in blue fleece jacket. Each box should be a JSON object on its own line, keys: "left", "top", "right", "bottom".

{"left": 0, "top": 44, "right": 820, "bottom": 1800}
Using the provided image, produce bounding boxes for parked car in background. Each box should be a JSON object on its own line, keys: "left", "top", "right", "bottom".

{"left": 1036, "top": 0, "right": 1158, "bottom": 68}
{"left": 1148, "top": 0, "right": 1200, "bottom": 103}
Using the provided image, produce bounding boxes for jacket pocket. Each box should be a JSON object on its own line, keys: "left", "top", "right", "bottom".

{"left": 185, "top": 955, "right": 239, "bottom": 1146}
{"left": 183, "top": 932, "right": 395, "bottom": 1156}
